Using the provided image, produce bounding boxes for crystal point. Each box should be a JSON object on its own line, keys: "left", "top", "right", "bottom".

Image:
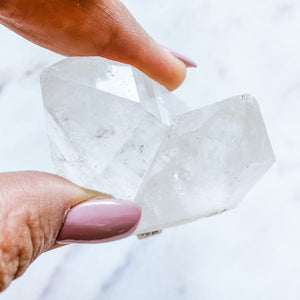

{"left": 41, "top": 57, "right": 275, "bottom": 235}
{"left": 135, "top": 94, "right": 275, "bottom": 233}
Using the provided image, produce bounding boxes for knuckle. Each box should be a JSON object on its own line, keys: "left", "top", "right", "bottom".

{"left": 0, "top": 216, "right": 34, "bottom": 292}
{"left": 0, "top": 171, "right": 69, "bottom": 291}
{"left": 0, "top": 248, "right": 15, "bottom": 291}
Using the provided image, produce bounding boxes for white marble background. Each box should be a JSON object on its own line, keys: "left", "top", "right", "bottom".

{"left": 1, "top": 0, "right": 300, "bottom": 299}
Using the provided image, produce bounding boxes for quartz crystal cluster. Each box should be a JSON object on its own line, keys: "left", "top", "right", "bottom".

{"left": 41, "top": 57, "right": 275, "bottom": 235}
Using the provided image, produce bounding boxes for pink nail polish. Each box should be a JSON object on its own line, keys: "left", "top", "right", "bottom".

{"left": 163, "top": 46, "right": 197, "bottom": 68}
{"left": 56, "top": 198, "right": 142, "bottom": 244}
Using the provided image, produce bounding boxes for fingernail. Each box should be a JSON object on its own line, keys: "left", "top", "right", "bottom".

{"left": 57, "top": 198, "right": 142, "bottom": 244}
{"left": 163, "top": 46, "right": 197, "bottom": 68}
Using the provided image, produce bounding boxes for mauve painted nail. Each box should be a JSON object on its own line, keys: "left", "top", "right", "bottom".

{"left": 56, "top": 198, "right": 142, "bottom": 244}
{"left": 163, "top": 46, "right": 197, "bottom": 68}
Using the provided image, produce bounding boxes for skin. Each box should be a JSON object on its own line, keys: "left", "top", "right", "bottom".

{"left": 0, "top": 0, "right": 187, "bottom": 291}
{"left": 0, "top": 171, "right": 111, "bottom": 291}
{"left": 0, "top": 0, "right": 187, "bottom": 90}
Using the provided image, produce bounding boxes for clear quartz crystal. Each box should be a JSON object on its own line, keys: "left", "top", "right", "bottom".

{"left": 135, "top": 95, "right": 275, "bottom": 233}
{"left": 41, "top": 57, "right": 275, "bottom": 235}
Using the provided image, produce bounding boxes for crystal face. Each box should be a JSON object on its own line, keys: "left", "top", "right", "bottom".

{"left": 40, "top": 57, "right": 275, "bottom": 235}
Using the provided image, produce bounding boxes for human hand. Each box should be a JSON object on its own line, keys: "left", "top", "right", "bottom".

{"left": 0, "top": 0, "right": 196, "bottom": 291}
{"left": 0, "top": 0, "right": 196, "bottom": 91}
{"left": 0, "top": 172, "right": 141, "bottom": 291}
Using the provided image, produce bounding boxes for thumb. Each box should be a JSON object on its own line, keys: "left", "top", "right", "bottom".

{"left": 0, "top": 0, "right": 196, "bottom": 90}
{"left": 0, "top": 171, "right": 141, "bottom": 291}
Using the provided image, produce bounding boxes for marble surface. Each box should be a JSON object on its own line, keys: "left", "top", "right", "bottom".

{"left": 0, "top": 0, "right": 300, "bottom": 299}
